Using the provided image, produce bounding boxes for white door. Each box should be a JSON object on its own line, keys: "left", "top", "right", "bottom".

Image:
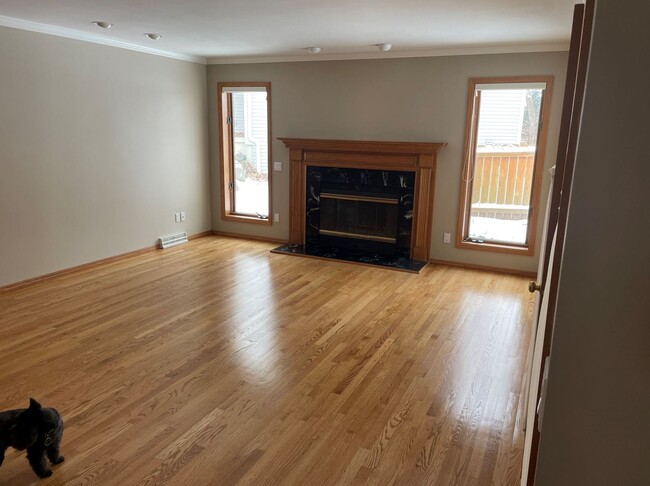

{"left": 521, "top": 222, "right": 556, "bottom": 484}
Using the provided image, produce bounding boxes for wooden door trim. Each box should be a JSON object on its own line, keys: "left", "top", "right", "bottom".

{"left": 525, "top": 1, "right": 595, "bottom": 483}
{"left": 539, "top": 7, "right": 584, "bottom": 287}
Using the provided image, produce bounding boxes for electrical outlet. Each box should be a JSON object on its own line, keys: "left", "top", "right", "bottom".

{"left": 443, "top": 232, "right": 451, "bottom": 244}
{"left": 274, "top": 213, "right": 280, "bottom": 223}
{"left": 174, "top": 212, "right": 180, "bottom": 223}
{"left": 180, "top": 211, "right": 186, "bottom": 222}
{"left": 273, "top": 161, "right": 283, "bottom": 171}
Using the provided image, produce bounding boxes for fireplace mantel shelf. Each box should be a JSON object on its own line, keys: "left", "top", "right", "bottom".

{"left": 278, "top": 138, "right": 446, "bottom": 156}
{"left": 279, "top": 137, "right": 446, "bottom": 262}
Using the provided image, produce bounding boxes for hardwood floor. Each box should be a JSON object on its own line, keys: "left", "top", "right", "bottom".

{"left": 0, "top": 236, "right": 534, "bottom": 485}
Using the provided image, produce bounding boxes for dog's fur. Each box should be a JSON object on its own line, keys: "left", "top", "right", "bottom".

{"left": 0, "top": 399, "right": 64, "bottom": 478}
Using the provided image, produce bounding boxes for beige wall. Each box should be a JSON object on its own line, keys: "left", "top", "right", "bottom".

{"left": 207, "top": 52, "right": 568, "bottom": 272}
{"left": 535, "top": 0, "right": 650, "bottom": 483}
{"left": 0, "top": 27, "right": 568, "bottom": 287}
{"left": 0, "top": 26, "right": 211, "bottom": 287}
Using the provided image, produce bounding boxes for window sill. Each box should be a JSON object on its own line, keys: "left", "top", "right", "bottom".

{"left": 222, "top": 213, "right": 272, "bottom": 225}
{"left": 456, "top": 239, "right": 533, "bottom": 256}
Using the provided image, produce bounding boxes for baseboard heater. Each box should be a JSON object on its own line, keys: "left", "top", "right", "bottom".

{"left": 158, "top": 232, "right": 188, "bottom": 249}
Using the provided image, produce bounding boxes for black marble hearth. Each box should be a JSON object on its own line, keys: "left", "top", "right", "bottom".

{"left": 270, "top": 243, "right": 427, "bottom": 273}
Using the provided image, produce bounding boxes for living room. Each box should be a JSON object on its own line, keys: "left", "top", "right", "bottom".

{"left": 0, "top": 1, "right": 647, "bottom": 485}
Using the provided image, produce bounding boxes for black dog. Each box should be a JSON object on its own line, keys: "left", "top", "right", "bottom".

{"left": 0, "top": 398, "right": 64, "bottom": 478}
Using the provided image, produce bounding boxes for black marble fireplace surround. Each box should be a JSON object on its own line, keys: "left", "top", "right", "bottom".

{"left": 272, "top": 166, "right": 427, "bottom": 272}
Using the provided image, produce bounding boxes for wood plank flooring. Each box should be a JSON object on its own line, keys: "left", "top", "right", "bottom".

{"left": 0, "top": 236, "right": 535, "bottom": 485}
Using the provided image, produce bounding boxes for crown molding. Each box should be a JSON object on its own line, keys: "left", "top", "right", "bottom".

{"left": 0, "top": 15, "right": 206, "bottom": 64}
{"left": 0, "top": 14, "right": 567, "bottom": 67}
{"left": 207, "top": 43, "right": 569, "bottom": 65}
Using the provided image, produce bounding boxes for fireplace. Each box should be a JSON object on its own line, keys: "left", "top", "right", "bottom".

{"left": 274, "top": 138, "right": 446, "bottom": 271}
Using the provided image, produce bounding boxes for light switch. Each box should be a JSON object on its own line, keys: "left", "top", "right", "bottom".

{"left": 273, "top": 161, "right": 283, "bottom": 171}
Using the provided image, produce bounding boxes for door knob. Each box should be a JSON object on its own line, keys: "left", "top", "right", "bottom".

{"left": 528, "top": 281, "right": 542, "bottom": 293}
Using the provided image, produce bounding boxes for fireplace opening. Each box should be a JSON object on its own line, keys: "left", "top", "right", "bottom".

{"left": 319, "top": 187, "right": 399, "bottom": 253}
{"left": 304, "top": 166, "right": 415, "bottom": 258}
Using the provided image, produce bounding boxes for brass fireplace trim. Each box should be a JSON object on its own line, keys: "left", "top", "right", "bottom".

{"left": 318, "top": 229, "right": 397, "bottom": 243}
{"left": 279, "top": 138, "right": 446, "bottom": 262}
{"left": 320, "top": 193, "right": 399, "bottom": 205}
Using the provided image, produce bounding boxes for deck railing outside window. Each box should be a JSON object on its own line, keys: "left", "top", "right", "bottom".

{"left": 468, "top": 147, "right": 536, "bottom": 244}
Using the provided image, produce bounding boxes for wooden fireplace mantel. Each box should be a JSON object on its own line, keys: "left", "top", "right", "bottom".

{"left": 279, "top": 138, "right": 446, "bottom": 262}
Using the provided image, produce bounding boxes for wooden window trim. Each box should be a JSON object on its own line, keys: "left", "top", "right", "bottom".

{"left": 455, "top": 75, "right": 554, "bottom": 256}
{"left": 217, "top": 81, "right": 273, "bottom": 225}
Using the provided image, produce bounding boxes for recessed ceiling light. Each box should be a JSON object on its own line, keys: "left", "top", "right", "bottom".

{"left": 376, "top": 43, "right": 393, "bottom": 52}
{"left": 307, "top": 47, "right": 322, "bottom": 54}
{"left": 144, "top": 33, "right": 162, "bottom": 40}
{"left": 91, "top": 21, "right": 113, "bottom": 29}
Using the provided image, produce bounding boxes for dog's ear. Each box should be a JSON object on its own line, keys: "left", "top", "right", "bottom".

{"left": 28, "top": 398, "right": 42, "bottom": 410}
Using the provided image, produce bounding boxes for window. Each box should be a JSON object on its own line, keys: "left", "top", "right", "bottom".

{"left": 457, "top": 76, "right": 553, "bottom": 254}
{"left": 218, "top": 82, "right": 272, "bottom": 224}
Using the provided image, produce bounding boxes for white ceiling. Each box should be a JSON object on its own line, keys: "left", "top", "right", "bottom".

{"left": 0, "top": 0, "right": 578, "bottom": 64}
